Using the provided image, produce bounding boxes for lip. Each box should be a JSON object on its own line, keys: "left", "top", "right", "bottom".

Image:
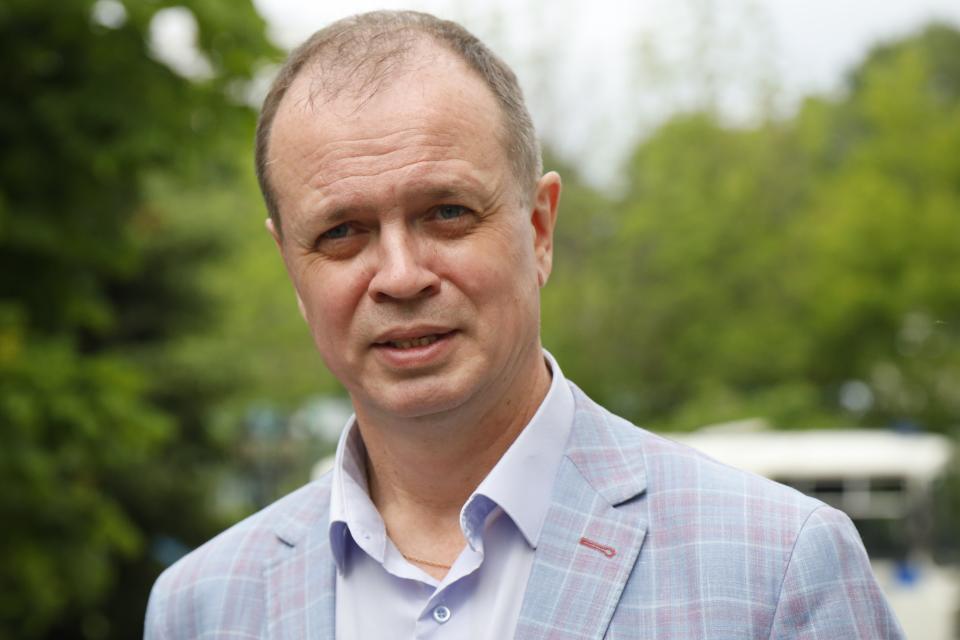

{"left": 372, "top": 325, "right": 456, "bottom": 345}
{"left": 370, "top": 327, "right": 459, "bottom": 369}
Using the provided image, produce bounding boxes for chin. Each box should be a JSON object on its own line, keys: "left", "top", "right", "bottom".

{"left": 362, "top": 379, "right": 475, "bottom": 420}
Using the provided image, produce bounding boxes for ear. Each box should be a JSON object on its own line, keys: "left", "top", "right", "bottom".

{"left": 265, "top": 217, "right": 308, "bottom": 322}
{"left": 265, "top": 217, "right": 283, "bottom": 250}
{"left": 530, "top": 171, "right": 561, "bottom": 287}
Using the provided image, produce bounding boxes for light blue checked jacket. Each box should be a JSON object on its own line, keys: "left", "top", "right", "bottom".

{"left": 145, "top": 382, "right": 904, "bottom": 639}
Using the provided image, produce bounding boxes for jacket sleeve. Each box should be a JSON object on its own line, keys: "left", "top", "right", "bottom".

{"left": 767, "top": 505, "right": 905, "bottom": 639}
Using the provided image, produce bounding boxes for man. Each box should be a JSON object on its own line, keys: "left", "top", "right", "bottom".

{"left": 146, "top": 10, "right": 904, "bottom": 639}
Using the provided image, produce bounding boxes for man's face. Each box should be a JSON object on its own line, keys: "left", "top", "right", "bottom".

{"left": 266, "top": 46, "right": 559, "bottom": 421}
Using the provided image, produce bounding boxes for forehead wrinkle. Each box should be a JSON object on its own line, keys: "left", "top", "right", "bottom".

{"left": 291, "top": 69, "right": 500, "bottom": 149}
{"left": 307, "top": 142, "right": 475, "bottom": 193}
{"left": 303, "top": 109, "right": 481, "bottom": 167}
{"left": 313, "top": 157, "right": 495, "bottom": 213}
{"left": 276, "top": 56, "right": 506, "bottom": 179}
{"left": 269, "top": 126, "right": 461, "bottom": 218}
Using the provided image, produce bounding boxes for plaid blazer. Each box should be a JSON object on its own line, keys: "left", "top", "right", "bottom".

{"left": 145, "top": 382, "right": 904, "bottom": 639}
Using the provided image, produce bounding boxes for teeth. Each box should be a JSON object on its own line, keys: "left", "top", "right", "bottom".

{"left": 390, "top": 335, "right": 439, "bottom": 349}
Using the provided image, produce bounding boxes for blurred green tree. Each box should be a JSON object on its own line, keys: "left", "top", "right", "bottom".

{"left": 543, "top": 24, "right": 960, "bottom": 434}
{"left": 0, "top": 1, "right": 275, "bottom": 638}
{"left": 544, "top": 111, "right": 827, "bottom": 429}
{"left": 798, "top": 24, "right": 960, "bottom": 432}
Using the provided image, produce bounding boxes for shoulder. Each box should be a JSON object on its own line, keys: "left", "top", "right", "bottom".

{"left": 567, "top": 382, "right": 903, "bottom": 637}
{"left": 566, "top": 381, "right": 825, "bottom": 588}
{"left": 145, "top": 476, "right": 333, "bottom": 639}
{"left": 567, "top": 380, "right": 821, "bottom": 525}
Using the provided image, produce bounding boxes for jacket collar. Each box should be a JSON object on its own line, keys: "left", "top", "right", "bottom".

{"left": 265, "top": 479, "right": 336, "bottom": 639}
{"left": 515, "top": 382, "right": 650, "bottom": 639}
{"left": 563, "top": 382, "right": 648, "bottom": 505}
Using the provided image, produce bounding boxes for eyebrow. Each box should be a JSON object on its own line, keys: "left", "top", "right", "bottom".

{"left": 315, "top": 184, "right": 479, "bottom": 224}
{"left": 316, "top": 205, "right": 365, "bottom": 227}
{"left": 418, "top": 186, "right": 470, "bottom": 203}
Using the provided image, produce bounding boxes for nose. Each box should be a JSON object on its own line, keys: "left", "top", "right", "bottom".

{"left": 367, "top": 228, "right": 440, "bottom": 303}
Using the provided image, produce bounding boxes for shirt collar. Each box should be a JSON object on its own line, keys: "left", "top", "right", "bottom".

{"left": 464, "top": 350, "right": 574, "bottom": 549}
{"left": 329, "top": 424, "right": 386, "bottom": 570}
{"left": 328, "top": 349, "right": 575, "bottom": 568}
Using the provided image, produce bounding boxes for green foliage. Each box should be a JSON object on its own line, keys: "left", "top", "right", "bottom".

{"left": 544, "top": 23, "right": 960, "bottom": 434}
{"left": 1, "top": 338, "right": 167, "bottom": 636}
{"left": 798, "top": 25, "right": 960, "bottom": 430}
{"left": 0, "top": 1, "right": 276, "bottom": 638}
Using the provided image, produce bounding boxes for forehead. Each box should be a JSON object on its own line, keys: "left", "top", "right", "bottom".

{"left": 267, "top": 44, "right": 512, "bottom": 217}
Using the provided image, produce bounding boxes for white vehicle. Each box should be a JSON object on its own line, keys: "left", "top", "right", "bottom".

{"left": 671, "top": 421, "right": 957, "bottom": 640}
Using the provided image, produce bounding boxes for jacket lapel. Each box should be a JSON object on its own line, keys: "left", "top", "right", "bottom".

{"left": 264, "top": 482, "right": 337, "bottom": 640}
{"left": 516, "top": 384, "right": 649, "bottom": 639}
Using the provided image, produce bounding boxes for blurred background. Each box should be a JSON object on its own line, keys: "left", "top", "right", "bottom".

{"left": 1, "top": 0, "right": 959, "bottom": 638}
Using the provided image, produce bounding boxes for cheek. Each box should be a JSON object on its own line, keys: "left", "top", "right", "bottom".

{"left": 443, "top": 232, "right": 539, "bottom": 309}
{"left": 293, "top": 264, "right": 367, "bottom": 338}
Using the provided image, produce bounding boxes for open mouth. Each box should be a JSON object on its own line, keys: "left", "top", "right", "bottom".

{"left": 387, "top": 335, "right": 439, "bottom": 349}
{"left": 376, "top": 330, "right": 456, "bottom": 350}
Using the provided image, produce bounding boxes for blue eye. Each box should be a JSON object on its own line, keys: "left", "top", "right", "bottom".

{"left": 437, "top": 205, "right": 466, "bottom": 220}
{"left": 321, "top": 223, "right": 350, "bottom": 240}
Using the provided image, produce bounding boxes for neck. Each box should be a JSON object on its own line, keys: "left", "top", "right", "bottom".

{"left": 356, "top": 348, "right": 552, "bottom": 530}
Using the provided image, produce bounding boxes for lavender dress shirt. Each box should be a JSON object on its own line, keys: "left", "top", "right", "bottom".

{"left": 329, "top": 351, "right": 575, "bottom": 639}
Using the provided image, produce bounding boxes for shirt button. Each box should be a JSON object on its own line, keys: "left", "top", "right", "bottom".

{"left": 432, "top": 605, "right": 451, "bottom": 623}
